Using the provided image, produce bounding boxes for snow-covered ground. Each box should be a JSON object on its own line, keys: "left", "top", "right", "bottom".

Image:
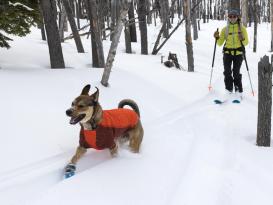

{"left": 0, "top": 19, "right": 273, "bottom": 205}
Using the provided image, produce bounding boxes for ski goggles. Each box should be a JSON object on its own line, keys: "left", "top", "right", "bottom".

{"left": 228, "top": 15, "right": 238, "bottom": 18}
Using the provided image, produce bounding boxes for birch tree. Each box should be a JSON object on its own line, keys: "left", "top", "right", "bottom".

{"left": 101, "top": 1, "right": 130, "bottom": 86}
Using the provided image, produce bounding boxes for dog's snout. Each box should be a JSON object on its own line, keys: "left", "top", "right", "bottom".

{"left": 66, "top": 109, "right": 73, "bottom": 116}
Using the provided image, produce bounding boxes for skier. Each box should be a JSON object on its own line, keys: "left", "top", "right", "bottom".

{"left": 213, "top": 9, "right": 249, "bottom": 101}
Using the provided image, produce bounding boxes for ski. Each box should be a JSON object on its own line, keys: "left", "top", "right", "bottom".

{"left": 214, "top": 99, "right": 225, "bottom": 104}
{"left": 232, "top": 99, "right": 241, "bottom": 103}
{"left": 214, "top": 98, "right": 241, "bottom": 104}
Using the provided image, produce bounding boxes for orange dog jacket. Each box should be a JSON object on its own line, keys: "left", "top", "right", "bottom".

{"left": 79, "top": 108, "right": 139, "bottom": 150}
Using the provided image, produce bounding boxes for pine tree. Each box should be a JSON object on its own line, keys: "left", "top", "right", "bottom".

{"left": 0, "top": 0, "right": 40, "bottom": 49}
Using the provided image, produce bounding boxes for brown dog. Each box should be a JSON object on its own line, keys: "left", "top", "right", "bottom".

{"left": 65, "top": 84, "right": 144, "bottom": 167}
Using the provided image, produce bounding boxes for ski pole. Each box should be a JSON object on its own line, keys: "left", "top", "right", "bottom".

{"left": 237, "top": 19, "right": 255, "bottom": 96}
{"left": 208, "top": 28, "right": 218, "bottom": 91}
{"left": 241, "top": 45, "right": 255, "bottom": 96}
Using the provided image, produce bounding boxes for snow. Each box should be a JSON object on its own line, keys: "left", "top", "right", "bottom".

{"left": 8, "top": 2, "right": 34, "bottom": 11}
{"left": 0, "top": 19, "right": 273, "bottom": 205}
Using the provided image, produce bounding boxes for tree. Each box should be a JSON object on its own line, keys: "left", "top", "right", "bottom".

{"left": 128, "top": 0, "right": 137, "bottom": 42}
{"left": 62, "top": 0, "right": 84, "bottom": 53}
{"left": 253, "top": 0, "right": 258, "bottom": 52}
{"left": 184, "top": 0, "right": 194, "bottom": 72}
{"left": 40, "top": 0, "right": 65, "bottom": 68}
{"left": 257, "top": 55, "right": 272, "bottom": 147}
{"left": 137, "top": 0, "right": 148, "bottom": 54}
{"left": 0, "top": 0, "right": 40, "bottom": 49}
{"left": 159, "top": 0, "right": 170, "bottom": 38}
{"left": 241, "top": 0, "right": 248, "bottom": 26}
{"left": 101, "top": 0, "right": 130, "bottom": 86}
{"left": 85, "top": 0, "right": 105, "bottom": 67}
{"left": 271, "top": 0, "right": 273, "bottom": 51}
{"left": 192, "top": 0, "right": 199, "bottom": 40}
{"left": 229, "top": 0, "right": 240, "bottom": 9}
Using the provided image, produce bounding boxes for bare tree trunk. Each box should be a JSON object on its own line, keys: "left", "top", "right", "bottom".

{"left": 98, "top": 0, "right": 107, "bottom": 40}
{"left": 241, "top": 0, "right": 248, "bottom": 27}
{"left": 257, "top": 55, "right": 272, "bottom": 147}
{"left": 178, "top": 0, "right": 182, "bottom": 19}
{"left": 101, "top": 2, "right": 129, "bottom": 86}
{"left": 110, "top": 0, "right": 117, "bottom": 40}
{"left": 184, "top": 0, "right": 194, "bottom": 72}
{"left": 147, "top": 0, "right": 152, "bottom": 24}
{"left": 229, "top": 0, "right": 240, "bottom": 9}
{"left": 63, "top": 0, "right": 84, "bottom": 53}
{"left": 40, "top": 0, "right": 65, "bottom": 68}
{"left": 202, "top": 0, "right": 206, "bottom": 23}
{"left": 75, "top": 0, "right": 81, "bottom": 29}
{"left": 268, "top": 0, "right": 270, "bottom": 23}
{"left": 209, "top": 0, "right": 212, "bottom": 19}
{"left": 271, "top": 0, "right": 273, "bottom": 51}
{"left": 86, "top": 0, "right": 105, "bottom": 67}
{"left": 152, "top": 0, "right": 202, "bottom": 55}
{"left": 253, "top": 0, "right": 258, "bottom": 52}
{"left": 192, "top": 0, "right": 198, "bottom": 40}
{"left": 124, "top": 18, "right": 132, "bottom": 53}
{"left": 128, "top": 0, "right": 137, "bottom": 42}
{"left": 138, "top": 0, "right": 148, "bottom": 54}
{"left": 38, "top": 0, "right": 46, "bottom": 41}
{"left": 159, "top": 0, "right": 170, "bottom": 37}
{"left": 57, "top": 1, "right": 65, "bottom": 42}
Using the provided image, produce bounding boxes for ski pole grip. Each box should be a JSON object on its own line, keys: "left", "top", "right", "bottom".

{"left": 214, "top": 28, "right": 219, "bottom": 40}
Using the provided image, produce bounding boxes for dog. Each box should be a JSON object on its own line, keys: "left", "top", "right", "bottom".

{"left": 65, "top": 84, "right": 144, "bottom": 171}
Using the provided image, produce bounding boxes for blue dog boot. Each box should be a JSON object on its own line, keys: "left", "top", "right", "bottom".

{"left": 64, "top": 163, "right": 76, "bottom": 179}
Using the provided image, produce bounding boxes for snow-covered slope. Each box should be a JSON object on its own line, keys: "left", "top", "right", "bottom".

{"left": 0, "top": 20, "right": 273, "bottom": 205}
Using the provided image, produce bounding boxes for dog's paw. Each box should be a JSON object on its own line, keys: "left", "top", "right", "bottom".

{"left": 64, "top": 163, "right": 76, "bottom": 178}
{"left": 65, "top": 163, "right": 76, "bottom": 171}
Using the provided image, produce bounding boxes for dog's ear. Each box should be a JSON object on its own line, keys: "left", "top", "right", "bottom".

{"left": 81, "top": 84, "right": 91, "bottom": 95}
{"left": 91, "top": 87, "right": 99, "bottom": 102}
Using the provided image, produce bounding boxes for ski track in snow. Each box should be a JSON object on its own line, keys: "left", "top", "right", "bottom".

{"left": 146, "top": 91, "right": 256, "bottom": 205}
{"left": 0, "top": 90, "right": 255, "bottom": 205}
{"left": 0, "top": 85, "right": 257, "bottom": 205}
{"left": 0, "top": 150, "right": 111, "bottom": 205}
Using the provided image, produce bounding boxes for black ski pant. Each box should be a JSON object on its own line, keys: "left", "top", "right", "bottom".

{"left": 223, "top": 53, "right": 243, "bottom": 93}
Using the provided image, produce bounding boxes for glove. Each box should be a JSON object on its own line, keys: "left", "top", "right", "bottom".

{"left": 213, "top": 31, "right": 219, "bottom": 40}
{"left": 238, "top": 33, "right": 245, "bottom": 41}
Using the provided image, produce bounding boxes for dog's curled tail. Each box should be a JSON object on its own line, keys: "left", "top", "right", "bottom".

{"left": 118, "top": 99, "right": 140, "bottom": 117}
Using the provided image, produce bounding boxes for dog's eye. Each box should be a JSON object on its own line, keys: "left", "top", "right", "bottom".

{"left": 71, "top": 102, "right": 75, "bottom": 106}
{"left": 78, "top": 105, "right": 84, "bottom": 109}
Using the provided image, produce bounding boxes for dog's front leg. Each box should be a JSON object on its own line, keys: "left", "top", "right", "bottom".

{"left": 70, "top": 146, "right": 87, "bottom": 164}
{"left": 64, "top": 146, "right": 87, "bottom": 178}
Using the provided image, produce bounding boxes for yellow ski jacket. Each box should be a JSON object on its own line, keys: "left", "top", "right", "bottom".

{"left": 217, "top": 23, "right": 249, "bottom": 55}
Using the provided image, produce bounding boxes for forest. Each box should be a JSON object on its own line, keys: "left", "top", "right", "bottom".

{"left": 0, "top": 1, "right": 273, "bottom": 205}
